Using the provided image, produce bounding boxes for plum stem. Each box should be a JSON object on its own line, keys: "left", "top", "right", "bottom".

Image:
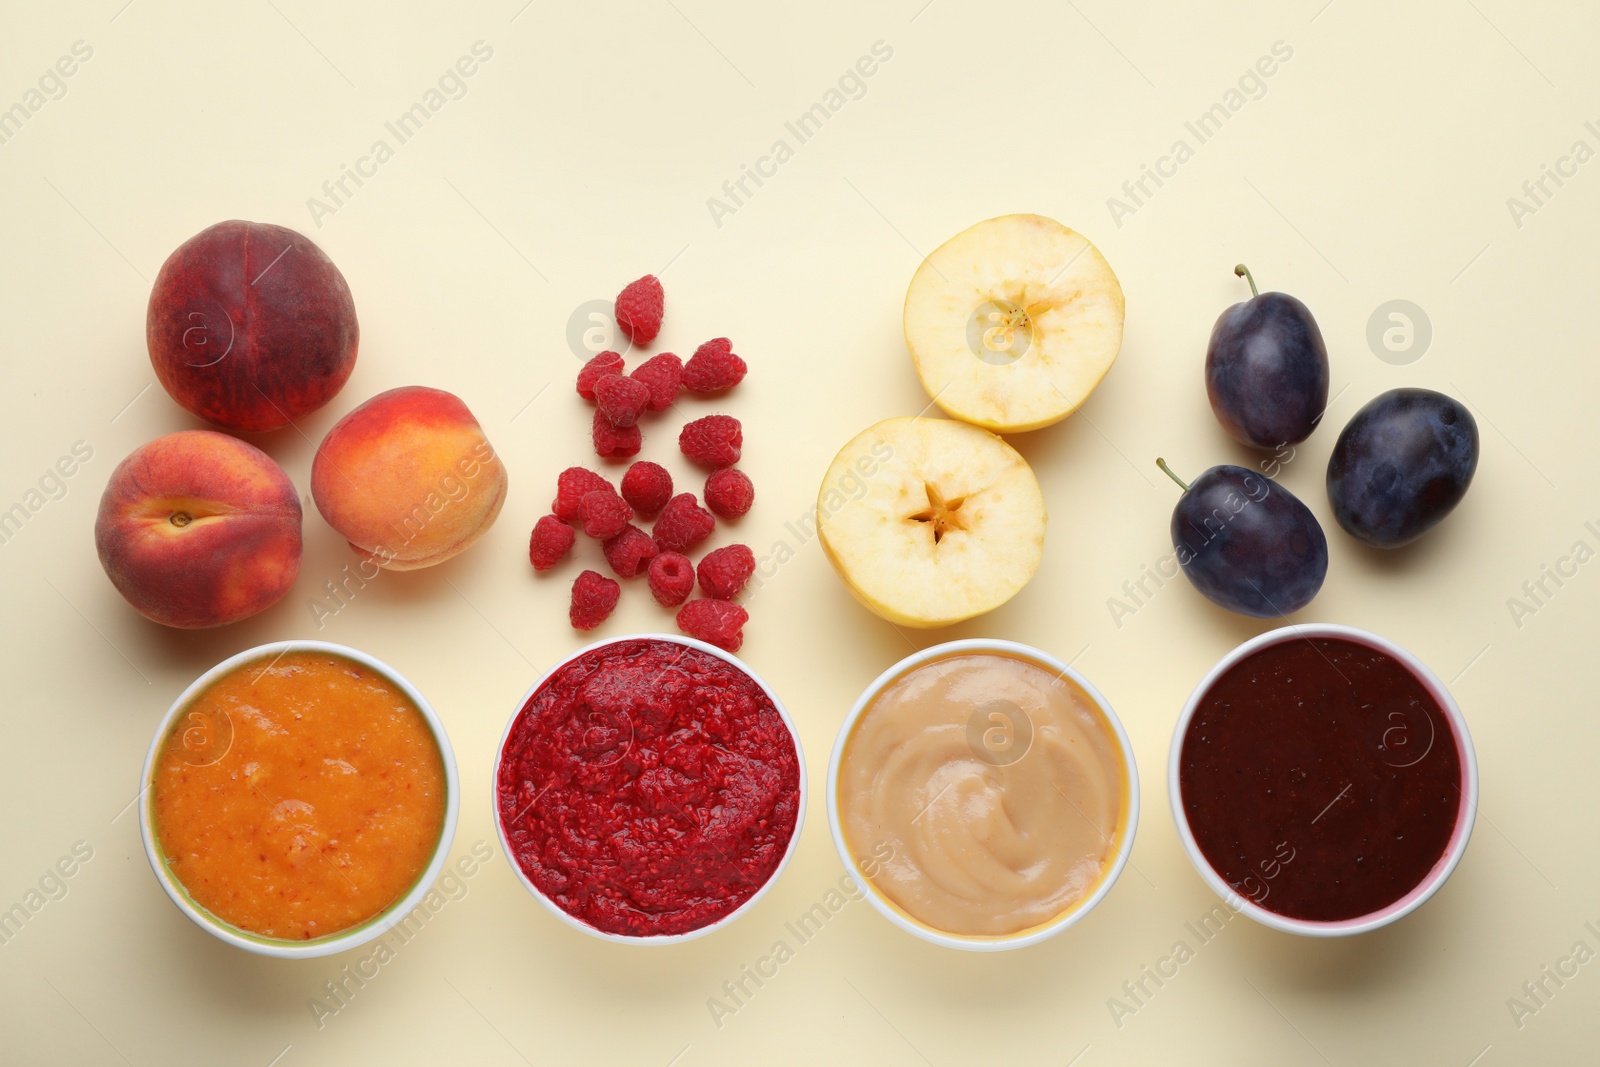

{"left": 1155, "top": 458, "right": 1190, "bottom": 492}
{"left": 1234, "top": 264, "right": 1258, "bottom": 297}
{"left": 170, "top": 512, "right": 193, "bottom": 528}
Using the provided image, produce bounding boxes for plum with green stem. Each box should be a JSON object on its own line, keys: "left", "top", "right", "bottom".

{"left": 1158, "top": 457, "right": 1328, "bottom": 618}
{"left": 1205, "top": 264, "right": 1329, "bottom": 449}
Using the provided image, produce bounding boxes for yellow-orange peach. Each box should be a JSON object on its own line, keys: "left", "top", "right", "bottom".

{"left": 95, "top": 431, "right": 303, "bottom": 628}
{"left": 311, "top": 386, "right": 507, "bottom": 570}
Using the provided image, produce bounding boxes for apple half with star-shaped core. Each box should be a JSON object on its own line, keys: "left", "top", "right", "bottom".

{"left": 904, "top": 214, "right": 1124, "bottom": 433}
{"left": 817, "top": 417, "right": 1046, "bottom": 628}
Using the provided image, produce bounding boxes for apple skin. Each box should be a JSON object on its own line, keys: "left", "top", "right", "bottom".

{"left": 147, "top": 220, "right": 358, "bottom": 432}
{"left": 311, "top": 386, "right": 507, "bottom": 571}
{"left": 95, "top": 431, "right": 303, "bottom": 628}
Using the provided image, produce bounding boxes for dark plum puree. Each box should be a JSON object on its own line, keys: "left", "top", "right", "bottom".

{"left": 1179, "top": 636, "right": 1463, "bottom": 922}
{"left": 497, "top": 639, "right": 800, "bottom": 937}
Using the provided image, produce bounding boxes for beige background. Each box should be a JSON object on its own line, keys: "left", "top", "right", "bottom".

{"left": 1, "top": 0, "right": 1595, "bottom": 1063}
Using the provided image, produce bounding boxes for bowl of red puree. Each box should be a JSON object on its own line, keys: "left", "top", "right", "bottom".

{"left": 1170, "top": 624, "right": 1477, "bottom": 936}
{"left": 494, "top": 635, "right": 805, "bottom": 942}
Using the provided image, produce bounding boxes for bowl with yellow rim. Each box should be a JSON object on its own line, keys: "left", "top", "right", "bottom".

{"left": 826, "top": 638, "right": 1138, "bottom": 950}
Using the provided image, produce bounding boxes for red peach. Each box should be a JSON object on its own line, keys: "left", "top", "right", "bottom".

{"left": 147, "top": 220, "right": 358, "bottom": 432}
{"left": 95, "top": 431, "right": 303, "bottom": 628}
{"left": 311, "top": 386, "right": 507, "bottom": 570}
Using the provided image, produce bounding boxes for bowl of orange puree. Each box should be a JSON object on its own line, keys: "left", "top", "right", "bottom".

{"left": 140, "top": 641, "right": 458, "bottom": 958}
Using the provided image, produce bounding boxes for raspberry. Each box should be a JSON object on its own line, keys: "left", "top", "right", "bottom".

{"left": 577, "top": 351, "right": 624, "bottom": 401}
{"left": 684, "top": 337, "right": 747, "bottom": 394}
{"left": 647, "top": 551, "right": 695, "bottom": 606}
{"left": 570, "top": 570, "right": 620, "bottom": 631}
{"left": 602, "top": 524, "right": 659, "bottom": 578}
{"left": 593, "top": 410, "right": 642, "bottom": 459}
{"left": 553, "top": 467, "right": 613, "bottom": 523}
{"left": 630, "top": 353, "right": 683, "bottom": 412}
{"left": 677, "top": 598, "right": 748, "bottom": 653}
{"left": 621, "top": 461, "right": 673, "bottom": 517}
{"left": 679, "top": 415, "right": 742, "bottom": 469}
{"left": 529, "top": 515, "right": 576, "bottom": 571}
{"left": 652, "top": 493, "right": 716, "bottom": 554}
{"left": 704, "top": 468, "right": 754, "bottom": 520}
{"left": 697, "top": 544, "right": 755, "bottom": 600}
{"left": 615, "top": 275, "right": 664, "bottom": 345}
{"left": 594, "top": 373, "right": 650, "bottom": 428}
{"left": 580, "top": 488, "right": 632, "bottom": 539}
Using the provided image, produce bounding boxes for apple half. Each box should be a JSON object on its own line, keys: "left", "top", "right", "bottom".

{"left": 904, "top": 214, "right": 1124, "bottom": 433}
{"left": 817, "top": 417, "right": 1046, "bottom": 628}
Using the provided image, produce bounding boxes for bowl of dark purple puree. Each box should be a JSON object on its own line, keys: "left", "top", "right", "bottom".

{"left": 1169, "top": 624, "right": 1477, "bottom": 936}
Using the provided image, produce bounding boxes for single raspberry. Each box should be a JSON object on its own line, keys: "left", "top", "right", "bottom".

{"left": 630, "top": 352, "right": 683, "bottom": 412}
{"left": 679, "top": 414, "right": 742, "bottom": 469}
{"left": 576, "top": 351, "right": 625, "bottom": 400}
{"left": 594, "top": 373, "right": 650, "bottom": 428}
{"left": 580, "top": 488, "right": 632, "bottom": 539}
{"left": 570, "top": 569, "right": 620, "bottom": 631}
{"left": 615, "top": 275, "right": 664, "bottom": 345}
{"left": 602, "top": 524, "right": 660, "bottom": 578}
{"left": 697, "top": 544, "right": 755, "bottom": 600}
{"left": 621, "top": 461, "right": 673, "bottom": 517}
{"left": 652, "top": 493, "right": 716, "bottom": 554}
{"left": 677, "top": 598, "right": 748, "bottom": 653}
{"left": 684, "top": 337, "right": 747, "bottom": 394}
{"left": 529, "top": 514, "right": 576, "bottom": 571}
{"left": 647, "top": 551, "right": 695, "bottom": 607}
{"left": 704, "top": 468, "right": 754, "bottom": 519}
{"left": 593, "top": 410, "right": 642, "bottom": 459}
{"left": 553, "top": 467, "right": 613, "bottom": 523}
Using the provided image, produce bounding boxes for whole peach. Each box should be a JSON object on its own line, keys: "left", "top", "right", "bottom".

{"left": 95, "top": 431, "right": 303, "bottom": 628}
{"left": 312, "top": 386, "right": 507, "bottom": 570}
{"left": 147, "top": 220, "right": 358, "bottom": 432}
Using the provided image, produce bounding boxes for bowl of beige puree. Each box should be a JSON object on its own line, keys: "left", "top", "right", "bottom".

{"left": 827, "top": 639, "right": 1139, "bottom": 950}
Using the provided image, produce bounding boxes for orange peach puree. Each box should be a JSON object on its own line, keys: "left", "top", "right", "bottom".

{"left": 153, "top": 651, "right": 445, "bottom": 940}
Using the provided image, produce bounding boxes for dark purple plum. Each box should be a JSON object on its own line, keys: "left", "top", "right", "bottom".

{"left": 1326, "top": 388, "right": 1478, "bottom": 548}
{"left": 1159, "top": 459, "right": 1328, "bottom": 618}
{"left": 1205, "top": 264, "right": 1329, "bottom": 449}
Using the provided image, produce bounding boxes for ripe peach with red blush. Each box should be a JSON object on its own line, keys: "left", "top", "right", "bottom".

{"left": 95, "top": 431, "right": 303, "bottom": 628}
{"left": 147, "top": 220, "right": 358, "bottom": 432}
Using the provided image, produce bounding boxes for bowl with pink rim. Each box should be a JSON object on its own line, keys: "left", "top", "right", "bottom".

{"left": 1168, "top": 623, "right": 1478, "bottom": 937}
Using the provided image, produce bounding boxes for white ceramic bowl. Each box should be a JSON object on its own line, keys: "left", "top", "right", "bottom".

{"left": 492, "top": 634, "right": 807, "bottom": 944}
{"left": 140, "top": 640, "right": 460, "bottom": 959}
{"left": 827, "top": 638, "right": 1140, "bottom": 951}
{"left": 1168, "top": 623, "right": 1478, "bottom": 937}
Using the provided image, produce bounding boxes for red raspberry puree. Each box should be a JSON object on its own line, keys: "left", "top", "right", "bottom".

{"left": 497, "top": 638, "right": 800, "bottom": 937}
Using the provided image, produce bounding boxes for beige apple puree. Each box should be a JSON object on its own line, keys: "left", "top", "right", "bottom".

{"left": 837, "top": 652, "right": 1127, "bottom": 937}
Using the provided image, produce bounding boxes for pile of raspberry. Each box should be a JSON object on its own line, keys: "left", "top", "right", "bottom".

{"left": 529, "top": 274, "right": 758, "bottom": 653}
